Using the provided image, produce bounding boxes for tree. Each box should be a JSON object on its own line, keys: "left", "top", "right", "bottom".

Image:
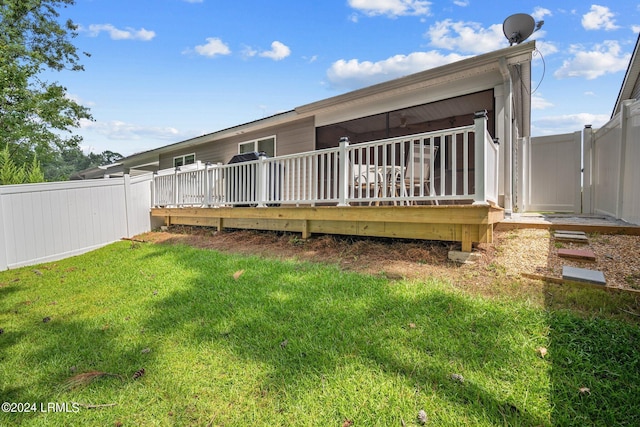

{"left": 42, "top": 146, "right": 123, "bottom": 181}
{"left": 0, "top": 144, "right": 44, "bottom": 184}
{"left": 0, "top": 0, "right": 92, "bottom": 170}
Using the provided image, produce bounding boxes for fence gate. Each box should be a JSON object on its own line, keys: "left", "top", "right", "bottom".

{"left": 524, "top": 131, "right": 582, "bottom": 213}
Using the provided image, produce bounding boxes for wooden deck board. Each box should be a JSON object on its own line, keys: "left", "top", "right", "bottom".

{"left": 152, "top": 205, "right": 503, "bottom": 251}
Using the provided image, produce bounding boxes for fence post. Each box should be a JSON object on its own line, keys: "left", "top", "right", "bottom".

{"left": 257, "top": 154, "right": 268, "bottom": 208}
{"left": 123, "top": 174, "right": 133, "bottom": 238}
{"left": 0, "top": 190, "right": 7, "bottom": 271}
{"left": 337, "top": 137, "right": 350, "bottom": 206}
{"left": 617, "top": 100, "right": 632, "bottom": 218}
{"left": 151, "top": 172, "right": 157, "bottom": 208}
{"left": 582, "top": 125, "right": 594, "bottom": 214}
{"left": 473, "top": 111, "right": 489, "bottom": 206}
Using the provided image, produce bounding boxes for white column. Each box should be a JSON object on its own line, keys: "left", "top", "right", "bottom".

{"left": 337, "top": 137, "right": 350, "bottom": 206}
{"left": 473, "top": 111, "right": 489, "bottom": 206}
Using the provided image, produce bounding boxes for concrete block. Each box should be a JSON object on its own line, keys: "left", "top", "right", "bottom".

{"left": 448, "top": 251, "right": 482, "bottom": 264}
{"left": 555, "top": 230, "right": 586, "bottom": 236}
{"left": 558, "top": 248, "right": 596, "bottom": 261}
{"left": 555, "top": 233, "right": 589, "bottom": 243}
{"left": 562, "top": 266, "right": 606, "bottom": 285}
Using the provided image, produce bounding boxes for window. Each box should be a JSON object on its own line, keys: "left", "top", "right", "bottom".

{"left": 174, "top": 153, "right": 195, "bottom": 167}
{"left": 238, "top": 136, "right": 276, "bottom": 157}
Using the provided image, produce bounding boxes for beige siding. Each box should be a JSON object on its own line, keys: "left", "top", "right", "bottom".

{"left": 159, "top": 116, "right": 315, "bottom": 170}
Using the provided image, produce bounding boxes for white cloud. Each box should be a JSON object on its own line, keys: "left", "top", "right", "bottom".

{"left": 532, "top": 39, "right": 559, "bottom": 57}
{"left": 327, "top": 50, "right": 467, "bottom": 89}
{"left": 80, "top": 119, "right": 181, "bottom": 141}
{"left": 453, "top": 0, "right": 469, "bottom": 7}
{"left": 532, "top": 7, "right": 552, "bottom": 21}
{"left": 241, "top": 45, "right": 258, "bottom": 58}
{"left": 66, "top": 93, "right": 95, "bottom": 107}
{"left": 532, "top": 113, "right": 610, "bottom": 135}
{"left": 259, "top": 41, "right": 291, "bottom": 61}
{"left": 304, "top": 55, "right": 319, "bottom": 63}
{"left": 86, "top": 24, "right": 156, "bottom": 41}
{"left": 348, "top": 0, "right": 432, "bottom": 17}
{"left": 531, "top": 93, "right": 553, "bottom": 110}
{"left": 554, "top": 41, "right": 631, "bottom": 80}
{"left": 426, "top": 19, "right": 506, "bottom": 54}
{"left": 582, "top": 5, "right": 619, "bottom": 31}
{"left": 632, "top": 25, "right": 640, "bottom": 33}
{"left": 188, "top": 37, "right": 231, "bottom": 57}
{"left": 243, "top": 41, "right": 291, "bottom": 61}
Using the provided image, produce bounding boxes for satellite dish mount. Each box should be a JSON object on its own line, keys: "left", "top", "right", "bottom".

{"left": 503, "top": 13, "right": 543, "bottom": 46}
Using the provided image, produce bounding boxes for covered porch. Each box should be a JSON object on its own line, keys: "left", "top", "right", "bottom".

{"left": 151, "top": 112, "right": 503, "bottom": 251}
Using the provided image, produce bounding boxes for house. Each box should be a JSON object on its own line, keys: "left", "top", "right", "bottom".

{"left": 81, "top": 42, "right": 534, "bottom": 209}
{"left": 75, "top": 41, "right": 537, "bottom": 251}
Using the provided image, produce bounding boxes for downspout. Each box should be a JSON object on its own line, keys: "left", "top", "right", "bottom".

{"left": 499, "top": 57, "right": 513, "bottom": 215}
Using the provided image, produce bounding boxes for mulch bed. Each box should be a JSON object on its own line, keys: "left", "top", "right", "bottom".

{"left": 138, "top": 226, "right": 640, "bottom": 293}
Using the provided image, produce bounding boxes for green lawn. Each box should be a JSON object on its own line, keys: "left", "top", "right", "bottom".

{"left": 0, "top": 240, "right": 638, "bottom": 426}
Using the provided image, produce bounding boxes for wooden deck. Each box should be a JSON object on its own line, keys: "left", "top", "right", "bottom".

{"left": 151, "top": 205, "right": 504, "bottom": 252}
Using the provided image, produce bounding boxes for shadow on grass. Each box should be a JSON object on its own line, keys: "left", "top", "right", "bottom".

{"left": 135, "top": 244, "right": 547, "bottom": 425}
{"left": 10, "top": 240, "right": 633, "bottom": 425}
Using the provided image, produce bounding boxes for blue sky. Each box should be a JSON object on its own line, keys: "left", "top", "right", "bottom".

{"left": 51, "top": 0, "right": 640, "bottom": 156}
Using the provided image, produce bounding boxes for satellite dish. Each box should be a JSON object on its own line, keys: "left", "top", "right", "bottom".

{"left": 503, "top": 13, "right": 542, "bottom": 46}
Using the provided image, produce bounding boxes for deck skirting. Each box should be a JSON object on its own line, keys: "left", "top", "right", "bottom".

{"left": 151, "top": 205, "right": 503, "bottom": 252}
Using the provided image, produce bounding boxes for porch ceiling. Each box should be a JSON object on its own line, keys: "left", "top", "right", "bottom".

{"left": 338, "top": 91, "right": 493, "bottom": 135}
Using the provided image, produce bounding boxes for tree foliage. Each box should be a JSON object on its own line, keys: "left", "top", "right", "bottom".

{"left": 43, "top": 147, "right": 123, "bottom": 181}
{"left": 0, "top": 144, "right": 45, "bottom": 184}
{"left": 0, "top": 0, "right": 92, "bottom": 170}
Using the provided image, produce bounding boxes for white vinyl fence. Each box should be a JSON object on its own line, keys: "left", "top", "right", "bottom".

{"left": 0, "top": 174, "right": 157, "bottom": 271}
{"left": 522, "top": 98, "right": 640, "bottom": 225}
{"left": 586, "top": 99, "right": 640, "bottom": 225}
{"left": 524, "top": 131, "right": 582, "bottom": 213}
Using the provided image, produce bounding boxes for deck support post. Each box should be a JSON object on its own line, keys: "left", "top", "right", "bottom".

{"left": 473, "top": 111, "right": 489, "bottom": 206}
{"left": 337, "top": 137, "right": 350, "bottom": 206}
{"left": 461, "top": 224, "right": 472, "bottom": 252}
{"left": 301, "top": 220, "right": 310, "bottom": 239}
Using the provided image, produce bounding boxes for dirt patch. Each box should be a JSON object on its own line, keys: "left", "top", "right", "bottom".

{"left": 137, "top": 226, "right": 640, "bottom": 294}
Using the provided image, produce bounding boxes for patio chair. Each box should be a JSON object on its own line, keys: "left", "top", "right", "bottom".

{"left": 403, "top": 143, "right": 438, "bottom": 205}
{"left": 351, "top": 163, "right": 382, "bottom": 204}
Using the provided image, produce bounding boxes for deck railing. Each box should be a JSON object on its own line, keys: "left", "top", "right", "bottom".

{"left": 153, "top": 111, "right": 499, "bottom": 208}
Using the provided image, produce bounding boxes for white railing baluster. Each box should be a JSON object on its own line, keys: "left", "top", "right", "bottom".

{"left": 152, "top": 123, "right": 496, "bottom": 208}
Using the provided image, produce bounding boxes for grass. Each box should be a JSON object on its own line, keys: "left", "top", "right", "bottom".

{"left": 0, "top": 240, "right": 639, "bottom": 426}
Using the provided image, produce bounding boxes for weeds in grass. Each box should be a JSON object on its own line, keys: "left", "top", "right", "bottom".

{"left": 62, "top": 371, "right": 123, "bottom": 391}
